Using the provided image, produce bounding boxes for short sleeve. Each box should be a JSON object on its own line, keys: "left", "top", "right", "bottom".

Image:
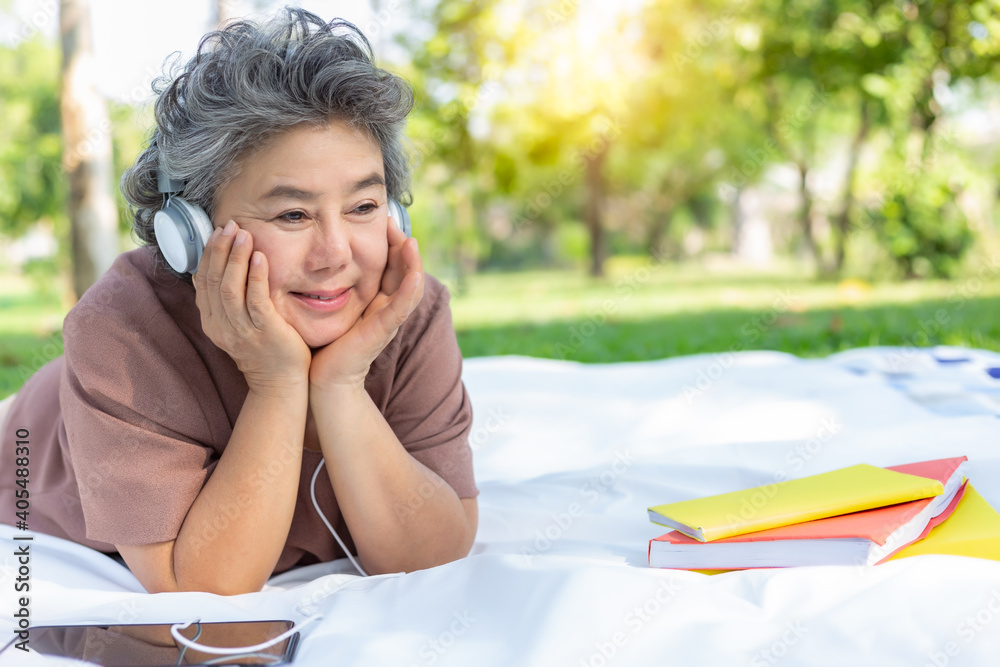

{"left": 59, "top": 284, "right": 220, "bottom": 546}
{"left": 375, "top": 277, "right": 478, "bottom": 498}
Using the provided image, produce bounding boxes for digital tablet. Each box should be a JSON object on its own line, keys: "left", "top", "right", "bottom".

{"left": 0, "top": 619, "right": 299, "bottom": 665}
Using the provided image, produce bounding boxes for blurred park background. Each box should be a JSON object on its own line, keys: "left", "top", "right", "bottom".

{"left": 1, "top": 0, "right": 1000, "bottom": 399}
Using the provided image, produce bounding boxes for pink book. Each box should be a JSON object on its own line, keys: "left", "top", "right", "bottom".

{"left": 648, "top": 457, "right": 968, "bottom": 569}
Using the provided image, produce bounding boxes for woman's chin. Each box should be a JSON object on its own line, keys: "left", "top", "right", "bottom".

{"left": 304, "top": 333, "right": 338, "bottom": 351}
{"left": 282, "top": 305, "right": 362, "bottom": 350}
{"left": 299, "top": 325, "right": 350, "bottom": 351}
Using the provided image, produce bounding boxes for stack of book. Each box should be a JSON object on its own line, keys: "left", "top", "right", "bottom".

{"left": 647, "top": 457, "right": 1000, "bottom": 570}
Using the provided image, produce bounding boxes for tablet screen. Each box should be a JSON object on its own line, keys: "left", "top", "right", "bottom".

{"left": 2, "top": 620, "right": 298, "bottom": 665}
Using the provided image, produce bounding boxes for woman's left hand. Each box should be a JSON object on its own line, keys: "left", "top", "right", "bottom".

{"left": 309, "top": 214, "right": 424, "bottom": 392}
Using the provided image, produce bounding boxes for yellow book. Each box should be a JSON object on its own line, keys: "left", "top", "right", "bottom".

{"left": 648, "top": 464, "right": 944, "bottom": 542}
{"left": 889, "top": 485, "right": 1000, "bottom": 562}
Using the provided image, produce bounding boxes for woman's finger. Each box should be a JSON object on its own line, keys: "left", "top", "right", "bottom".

{"left": 403, "top": 237, "right": 423, "bottom": 276}
{"left": 380, "top": 215, "right": 410, "bottom": 294}
{"left": 383, "top": 237, "right": 421, "bottom": 296}
{"left": 205, "top": 220, "right": 238, "bottom": 327}
{"left": 245, "top": 250, "right": 277, "bottom": 331}
{"left": 192, "top": 227, "right": 218, "bottom": 319}
{"left": 191, "top": 227, "right": 222, "bottom": 320}
{"left": 376, "top": 270, "right": 424, "bottom": 335}
{"left": 218, "top": 228, "right": 253, "bottom": 330}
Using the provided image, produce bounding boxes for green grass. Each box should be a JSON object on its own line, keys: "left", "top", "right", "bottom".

{"left": 448, "top": 256, "right": 1000, "bottom": 361}
{"left": 4, "top": 257, "right": 1000, "bottom": 398}
{"left": 0, "top": 276, "right": 67, "bottom": 399}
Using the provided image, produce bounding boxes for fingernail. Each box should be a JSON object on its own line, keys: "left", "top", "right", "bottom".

{"left": 234, "top": 230, "right": 247, "bottom": 247}
{"left": 413, "top": 238, "right": 418, "bottom": 252}
{"left": 223, "top": 220, "right": 237, "bottom": 236}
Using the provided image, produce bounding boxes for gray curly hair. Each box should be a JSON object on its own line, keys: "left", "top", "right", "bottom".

{"left": 121, "top": 7, "right": 414, "bottom": 283}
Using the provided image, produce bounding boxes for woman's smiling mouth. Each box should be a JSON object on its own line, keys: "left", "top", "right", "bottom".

{"left": 291, "top": 288, "right": 352, "bottom": 311}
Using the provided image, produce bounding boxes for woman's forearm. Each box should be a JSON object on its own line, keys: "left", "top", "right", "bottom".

{"left": 172, "top": 383, "right": 309, "bottom": 594}
{"left": 310, "top": 383, "right": 475, "bottom": 574}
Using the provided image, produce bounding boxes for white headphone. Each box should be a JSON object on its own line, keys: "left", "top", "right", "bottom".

{"left": 153, "top": 170, "right": 214, "bottom": 275}
{"left": 153, "top": 169, "right": 411, "bottom": 275}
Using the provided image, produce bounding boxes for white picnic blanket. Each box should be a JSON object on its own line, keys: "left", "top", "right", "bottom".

{"left": 3, "top": 346, "right": 1000, "bottom": 666}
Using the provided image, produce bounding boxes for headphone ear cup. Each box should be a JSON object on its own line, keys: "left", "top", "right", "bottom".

{"left": 387, "top": 198, "right": 411, "bottom": 238}
{"left": 154, "top": 198, "right": 214, "bottom": 274}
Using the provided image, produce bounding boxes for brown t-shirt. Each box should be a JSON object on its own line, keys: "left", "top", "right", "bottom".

{"left": 0, "top": 246, "right": 477, "bottom": 574}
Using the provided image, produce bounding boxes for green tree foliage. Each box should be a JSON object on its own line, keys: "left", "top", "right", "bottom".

{"left": 743, "top": 0, "right": 999, "bottom": 277}
{"left": 387, "top": 0, "right": 1000, "bottom": 279}
{"left": 3, "top": 1, "right": 998, "bottom": 284}
{"left": 399, "top": 0, "right": 511, "bottom": 287}
{"left": 0, "top": 35, "right": 148, "bottom": 272}
{"left": 852, "top": 0, "right": 999, "bottom": 278}
{"left": 0, "top": 37, "right": 65, "bottom": 238}
{"left": 622, "top": 0, "right": 758, "bottom": 258}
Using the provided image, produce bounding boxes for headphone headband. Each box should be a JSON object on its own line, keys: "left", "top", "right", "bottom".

{"left": 157, "top": 169, "right": 185, "bottom": 194}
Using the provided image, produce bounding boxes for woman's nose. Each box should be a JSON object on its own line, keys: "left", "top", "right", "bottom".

{"left": 307, "top": 216, "right": 352, "bottom": 271}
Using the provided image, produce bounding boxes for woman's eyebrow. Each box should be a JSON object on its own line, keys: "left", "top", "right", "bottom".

{"left": 347, "top": 173, "right": 385, "bottom": 194}
{"left": 260, "top": 174, "right": 385, "bottom": 202}
{"left": 261, "top": 184, "right": 318, "bottom": 201}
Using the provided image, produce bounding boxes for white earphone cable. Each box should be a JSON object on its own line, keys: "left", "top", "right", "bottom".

{"left": 166, "top": 460, "right": 363, "bottom": 661}
{"left": 170, "top": 614, "right": 322, "bottom": 658}
{"left": 310, "top": 457, "right": 369, "bottom": 577}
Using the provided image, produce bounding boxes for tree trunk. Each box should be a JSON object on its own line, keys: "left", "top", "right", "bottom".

{"left": 729, "top": 185, "right": 744, "bottom": 256}
{"left": 832, "top": 98, "right": 870, "bottom": 274}
{"left": 454, "top": 178, "right": 477, "bottom": 296}
{"left": 796, "top": 161, "right": 819, "bottom": 271}
{"left": 646, "top": 204, "right": 674, "bottom": 261}
{"left": 584, "top": 142, "right": 608, "bottom": 277}
{"left": 60, "top": 0, "right": 118, "bottom": 299}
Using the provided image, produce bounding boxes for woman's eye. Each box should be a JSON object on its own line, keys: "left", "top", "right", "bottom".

{"left": 278, "top": 211, "right": 307, "bottom": 223}
{"left": 353, "top": 203, "right": 378, "bottom": 215}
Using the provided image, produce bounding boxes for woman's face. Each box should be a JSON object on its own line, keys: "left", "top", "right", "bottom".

{"left": 212, "top": 120, "right": 389, "bottom": 349}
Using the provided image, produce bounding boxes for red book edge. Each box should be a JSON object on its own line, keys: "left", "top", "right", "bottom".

{"left": 874, "top": 479, "right": 968, "bottom": 563}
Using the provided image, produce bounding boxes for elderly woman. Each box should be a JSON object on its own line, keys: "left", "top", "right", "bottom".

{"left": 0, "top": 9, "right": 478, "bottom": 594}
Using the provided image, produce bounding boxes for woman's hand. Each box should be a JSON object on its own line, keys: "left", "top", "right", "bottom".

{"left": 309, "top": 214, "right": 424, "bottom": 391}
{"left": 193, "top": 220, "right": 312, "bottom": 396}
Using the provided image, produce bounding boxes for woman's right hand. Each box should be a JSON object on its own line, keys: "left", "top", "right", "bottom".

{"left": 193, "top": 219, "right": 312, "bottom": 396}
